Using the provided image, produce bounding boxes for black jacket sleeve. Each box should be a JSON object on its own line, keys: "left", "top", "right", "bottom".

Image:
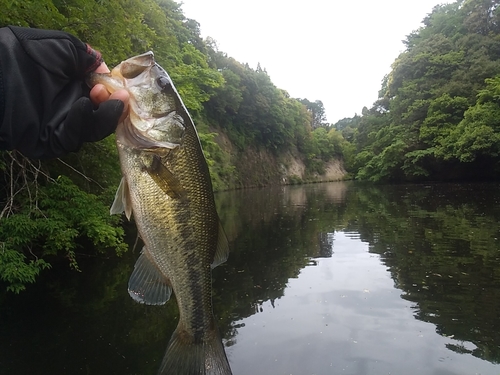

{"left": 0, "top": 26, "right": 123, "bottom": 159}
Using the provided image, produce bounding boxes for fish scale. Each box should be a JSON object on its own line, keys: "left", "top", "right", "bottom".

{"left": 124, "top": 142, "right": 214, "bottom": 330}
{"left": 88, "top": 51, "right": 232, "bottom": 375}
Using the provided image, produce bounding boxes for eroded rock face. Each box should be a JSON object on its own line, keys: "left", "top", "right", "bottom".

{"left": 213, "top": 130, "right": 347, "bottom": 189}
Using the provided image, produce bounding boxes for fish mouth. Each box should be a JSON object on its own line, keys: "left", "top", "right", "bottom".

{"left": 88, "top": 51, "right": 186, "bottom": 150}
{"left": 86, "top": 51, "right": 156, "bottom": 90}
{"left": 120, "top": 51, "right": 155, "bottom": 78}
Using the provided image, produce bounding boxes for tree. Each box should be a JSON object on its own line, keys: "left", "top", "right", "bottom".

{"left": 347, "top": 0, "right": 500, "bottom": 182}
{"left": 298, "top": 99, "right": 328, "bottom": 129}
{"left": 0, "top": 0, "right": 340, "bottom": 292}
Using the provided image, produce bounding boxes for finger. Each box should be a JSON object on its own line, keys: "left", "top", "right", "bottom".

{"left": 110, "top": 89, "right": 130, "bottom": 122}
{"left": 90, "top": 84, "right": 111, "bottom": 106}
{"left": 109, "top": 89, "right": 129, "bottom": 103}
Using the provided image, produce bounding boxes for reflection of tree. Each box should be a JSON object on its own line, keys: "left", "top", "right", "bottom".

{"left": 318, "top": 232, "right": 335, "bottom": 258}
{"left": 4, "top": 182, "right": 500, "bottom": 373}
{"left": 212, "top": 183, "right": 349, "bottom": 343}
{"left": 0, "top": 183, "right": 350, "bottom": 374}
{"left": 0, "top": 248, "right": 176, "bottom": 375}
{"left": 345, "top": 183, "right": 500, "bottom": 364}
{"left": 212, "top": 214, "right": 314, "bottom": 344}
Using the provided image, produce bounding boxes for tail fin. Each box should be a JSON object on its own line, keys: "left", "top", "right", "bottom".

{"left": 157, "top": 320, "right": 232, "bottom": 375}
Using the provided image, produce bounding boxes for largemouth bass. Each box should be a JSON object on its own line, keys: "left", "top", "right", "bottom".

{"left": 89, "top": 52, "right": 232, "bottom": 375}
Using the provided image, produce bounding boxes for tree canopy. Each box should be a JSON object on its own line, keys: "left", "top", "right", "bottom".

{"left": 5, "top": 0, "right": 500, "bottom": 291}
{"left": 0, "top": 0, "right": 334, "bottom": 291}
{"left": 342, "top": 0, "right": 500, "bottom": 182}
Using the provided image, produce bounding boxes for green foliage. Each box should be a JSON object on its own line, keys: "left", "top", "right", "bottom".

{"left": 0, "top": 155, "right": 126, "bottom": 292}
{"left": 197, "top": 126, "right": 237, "bottom": 191}
{"left": 1, "top": 0, "right": 345, "bottom": 291}
{"left": 343, "top": 0, "right": 500, "bottom": 182}
{"left": 298, "top": 99, "right": 329, "bottom": 129}
{"left": 305, "top": 127, "right": 353, "bottom": 171}
{"left": 420, "top": 94, "right": 469, "bottom": 144}
{"left": 450, "top": 102, "right": 500, "bottom": 162}
{"left": 0, "top": 0, "right": 66, "bottom": 29}
{"left": 40, "top": 176, "right": 126, "bottom": 253}
{"left": 169, "top": 43, "right": 224, "bottom": 113}
{"left": 310, "top": 128, "right": 331, "bottom": 160}
{"left": 0, "top": 246, "right": 51, "bottom": 293}
{"left": 287, "top": 175, "right": 303, "bottom": 184}
{"left": 203, "top": 50, "right": 318, "bottom": 153}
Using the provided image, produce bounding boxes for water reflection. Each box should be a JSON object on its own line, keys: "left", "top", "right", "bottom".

{"left": 345, "top": 184, "right": 500, "bottom": 364}
{"left": 1, "top": 182, "right": 500, "bottom": 374}
{"left": 214, "top": 182, "right": 500, "bottom": 373}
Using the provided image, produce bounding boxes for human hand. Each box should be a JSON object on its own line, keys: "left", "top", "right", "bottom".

{"left": 0, "top": 26, "right": 129, "bottom": 159}
{"left": 89, "top": 62, "right": 130, "bottom": 123}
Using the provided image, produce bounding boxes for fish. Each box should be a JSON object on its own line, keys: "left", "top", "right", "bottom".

{"left": 88, "top": 51, "right": 232, "bottom": 375}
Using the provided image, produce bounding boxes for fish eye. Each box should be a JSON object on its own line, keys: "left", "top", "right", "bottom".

{"left": 156, "top": 76, "right": 172, "bottom": 91}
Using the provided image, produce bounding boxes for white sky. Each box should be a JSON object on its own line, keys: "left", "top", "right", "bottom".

{"left": 180, "top": 0, "right": 453, "bottom": 124}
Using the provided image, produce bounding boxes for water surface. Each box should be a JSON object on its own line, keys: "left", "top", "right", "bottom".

{"left": 1, "top": 182, "right": 499, "bottom": 374}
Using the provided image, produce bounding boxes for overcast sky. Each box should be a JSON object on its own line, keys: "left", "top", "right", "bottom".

{"left": 179, "top": 0, "right": 453, "bottom": 124}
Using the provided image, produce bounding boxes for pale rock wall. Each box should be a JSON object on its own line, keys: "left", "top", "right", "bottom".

{"left": 212, "top": 129, "right": 347, "bottom": 188}
{"left": 280, "top": 152, "right": 346, "bottom": 183}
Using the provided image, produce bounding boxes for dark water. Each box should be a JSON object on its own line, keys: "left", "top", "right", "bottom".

{"left": 1, "top": 182, "right": 500, "bottom": 375}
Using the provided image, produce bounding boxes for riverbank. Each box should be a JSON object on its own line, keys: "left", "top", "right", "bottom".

{"left": 212, "top": 129, "right": 347, "bottom": 190}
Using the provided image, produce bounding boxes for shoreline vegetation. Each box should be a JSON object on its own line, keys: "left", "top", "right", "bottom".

{"left": 2, "top": 0, "right": 500, "bottom": 291}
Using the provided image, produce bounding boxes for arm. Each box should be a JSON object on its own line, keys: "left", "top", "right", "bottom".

{"left": 0, "top": 26, "right": 127, "bottom": 159}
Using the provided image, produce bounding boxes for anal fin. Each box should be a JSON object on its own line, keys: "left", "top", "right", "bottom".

{"left": 128, "top": 247, "right": 172, "bottom": 305}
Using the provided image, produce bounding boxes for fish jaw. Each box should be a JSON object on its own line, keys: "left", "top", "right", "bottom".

{"left": 87, "top": 71, "right": 125, "bottom": 94}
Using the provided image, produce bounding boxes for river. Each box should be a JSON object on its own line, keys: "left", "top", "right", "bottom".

{"left": 1, "top": 182, "right": 499, "bottom": 375}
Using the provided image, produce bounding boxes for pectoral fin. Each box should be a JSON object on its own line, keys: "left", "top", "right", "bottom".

{"left": 110, "top": 177, "right": 133, "bottom": 220}
{"left": 211, "top": 220, "right": 230, "bottom": 268}
{"left": 146, "top": 154, "right": 185, "bottom": 199}
{"left": 128, "top": 247, "right": 172, "bottom": 305}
